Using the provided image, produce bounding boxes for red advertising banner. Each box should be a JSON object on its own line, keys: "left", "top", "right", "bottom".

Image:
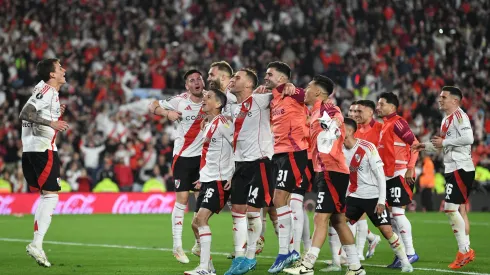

{"left": 0, "top": 193, "right": 177, "bottom": 215}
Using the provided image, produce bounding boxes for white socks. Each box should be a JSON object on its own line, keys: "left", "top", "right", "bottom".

{"left": 290, "top": 194, "right": 304, "bottom": 253}
{"left": 366, "top": 229, "right": 376, "bottom": 242}
{"left": 260, "top": 208, "right": 267, "bottom": 237}
{"left": 246, "top": 212, "right": 262, "bottom": 259}
{"left": 303, "top": 246, "right": 320, "bottom": 268}
{"left": 33, "top": 193, "right": 59, "bottom": 250}
{"left": 392, "top": 207, "right": 415, "bottom": 255}
{"left": 302, "top": 209, "right": 311, "bottom": 251}
{"left": 232, "top": 211, "right": 247, "bottom": 257}
{"left": 172, "top": 202, "right": 186, "bottom": 250}
{"left": 388, "top": 233, "right": 410, "bottom": 266}
{"left": 276, "top": 205, "right": 292, "bottom": 255}
{"left": 347, "top": 222, "right": 357, "bottom": 238}
{"left": 328, "top": 226, "right": 342, "bottom": 266}
{"left": 344, "top": 244, "right": 362, "bottom": 270}
{"left": 445, "top": 202, "right": 470, "bottom": 253}
{"left": 198, "top": 226, "right": 212, "bottom": 269}
{"left": 356, "top": 219, "right": 369, "bottom": 256}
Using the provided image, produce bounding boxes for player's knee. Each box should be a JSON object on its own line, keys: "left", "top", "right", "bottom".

{"left": 378, "top": 225, "right": 392, "bottom": 239}
{"left": 195, "top": 213, "right": 208, "bottom": 227}
{"left": 444, "top": 202, "right": 460, "bottom": 212}
{"left": 176, "top": 192, "right": 190, "bottom": 204}
{"left": 313, "top": 213, "right": 329, "bottom": 227}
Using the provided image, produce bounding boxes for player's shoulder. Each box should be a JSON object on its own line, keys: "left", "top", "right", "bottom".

{"left": 217, "top": 114, "right": 231, "bottom": 128}
{"left": 32, "top": 81, "right": 53, "bottom": 98}
{"left": 321, "top": 103, "right": 341, "bottom": 117}
{"left": 454, "top": 108, "right": 469, "bottom": 123}
{"left": 165, "top": 92, "right": 189, "bottom": 102}
{"left": 358, "top": 139, "right": 377, "bottom": 154}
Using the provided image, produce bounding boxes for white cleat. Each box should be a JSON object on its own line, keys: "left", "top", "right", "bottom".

{"left": 192, "top": 242, "right": 201, "bottom": 257}
{"left": 183, "top": 267, "right": 216, "bottom": 275}
{"left": 359, "top": 255, "right": 365, "bottom": 261}
{"left": 26, "top": 243, "right": 51, "bottom": 267}
{"left": 401, "top": 263, "right": 414, "bottom": 273}
{"left": 320, "top": 264, "right": 342, "bottom": 272}
{"left": 173, "top": 247, "right": 190, "bottom": 264}
{"left": 283, "top": 263, "right": 314, "bottom": 275}
{"left": 345, "top": 266, "right": 366, "bottom": 275}
{"left": 366, "top": 235, "right": 381, "bottom": 259}
{"left": 256, "top": 236, "right": 265, "bottom": 254}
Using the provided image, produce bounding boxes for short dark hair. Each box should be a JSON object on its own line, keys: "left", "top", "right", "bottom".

{"left": 37, "top": 58, "right": 60, "bottom": 82}
{"left": 239, "top": 68, "right": 259, "bottom": 88}
{"left": 209, "top": 88, "right": 227, "bottom": 112}
{"left": 357, "top": 100, "right": 376, "bottom": 111}
{"left": 211, "top": 61, "right": 233, "bottom": 77}
{"left": 442, "top": 86, "right": 463, "bottom": 100}
{"left": 267, "top": 61, "right": 291, "bottom": 79}
{"left": 184, "top": 69, "right": 203, "bottom": 81}
{"left": 378, "top": 92, "right": 399, "bottom": 108}
{"left": 344, "top": 117, "right": 358, "bottom": 132}
{"left": 312, "top": 75, "right": 335, "bottom": 96}
{"left": 351, "top": 101, "right": 358, "bottom": 106}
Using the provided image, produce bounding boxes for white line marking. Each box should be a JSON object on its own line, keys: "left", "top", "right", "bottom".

{"left": 416, "top": 220, "right": 490, "bottom": 226}
{"left": 1, "top": 238, "right": 488, "bottom": 275}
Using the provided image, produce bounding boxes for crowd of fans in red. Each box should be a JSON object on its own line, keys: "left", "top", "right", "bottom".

{"left": 0, "top": 0, "right": 489, "bottom": 192}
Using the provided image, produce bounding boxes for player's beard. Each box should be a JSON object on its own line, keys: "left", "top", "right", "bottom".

{"left": 208, "top": 80, "right": 221, "bottom": 90}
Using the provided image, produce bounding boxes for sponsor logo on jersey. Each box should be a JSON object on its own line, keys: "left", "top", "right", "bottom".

{"left": 184, "top": 114, "right": 206, "bottom": 121}
{"left": 271, "top": 108, "right": 285, "bottom": 117}
{"left": 35, "top": 93, "right": 43, "bottom": 99}
{"left": 185, "top": 105, "right": 192, "bottom": 110}
{"left": 22, "top": 122, "right": 33, "bottom": 127}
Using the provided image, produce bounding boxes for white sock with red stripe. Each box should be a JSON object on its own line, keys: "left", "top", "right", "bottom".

{"left": 390, "top": 212, "right": 401, "bottom": 239}
{"left": 356, "top": 219, "right": 368, "bottom": 256}
{"left": 232, "top": 211, "right": 247, "bottom": 257}
{"left": 347, "top": 221, "right": 357, "bottom": 238}
{"left": 33, "top": 194, "right": 59, "bottom": 250}
{"left": 198, "top": 226, "right": 212, "bottom": 270}
{"left": 302, "top": 209, "right": 311, "bottom": 251}
{"left": 260, "top": 208, "right": 267, "bottom": 237}
{"left": 172, "top": 202, "right": 186, "bottom": 250}
{"left": 392, "top": 207, "right": 415, "bottom": 255}
{"left": 445, "top": 202, "right": 470, "bottom": 253}
{"left": 246, "top": 212, "right": 262, "bottom": 259}
{"left": 388, "top": 233, "right": 410, "bottom": 266}
{"left": 272, "top": 219, "right": 279, "bottom": 236}
{"left": 366, "top": 229, "right": 376, "bottom": 242}
{"left": 328, "top": 226, "right": 342, "bottom": 266}
{"left": 290, "top": 194, "right": 304, "bottom": 253}
{"left": 276, "top": 205, "right": 292, "bottom": 255}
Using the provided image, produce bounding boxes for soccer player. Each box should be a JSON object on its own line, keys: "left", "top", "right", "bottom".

{"left": 353, "top": 100, "right": 383, "bottom": 259}
{"left": 376, "top": 92, "right": 419, "bottom": 267}
{"left": 149, "top": 70, "right": 206, "bottom": 264}
{"left": 412, "top": 86, "right": 475, "bottom": 269}
{"left": 284, "top": 75, "right": 365, "bottom": 275}
{"left": 263, "top": 61, "right": 309, "bottom": 273}
{"left": 348, "top": 101, "right": 358, "bottom": 118}
{"left": 223, "top": 69, "right": 274, "bottom": 275}
{"left": 185, "top": 89, "right": 233, "bottom": 275}
{"left": 343, "top": 118, "right": 413, "bottom": 272}
{"left": 20, "top": 58, "right": 69, "bottom": 267}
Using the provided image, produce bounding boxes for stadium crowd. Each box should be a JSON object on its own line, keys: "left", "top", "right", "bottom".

{"left": 0, "top": 0, "right": 489, "bottom": 194}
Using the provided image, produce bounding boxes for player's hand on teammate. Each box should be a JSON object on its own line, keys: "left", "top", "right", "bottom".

{"left": 253, "top": 85, "right": 269, "bottom": 94}
{"left": 375, "top": 203, "right": 385, "bottom": 216}
{"left": 167, "top": 110, "right": 182, "bottom": 122}
{"left": 60, "top": 104, "right": 66, "bottom": 116}
{"left": 405, "top": 168, "right": 416, "bottom": 185}
{"left": 430, "top": 136, "right": 444, "bottom": 148}
{"left": 281, "top": 83, "right": 297, "bottom": 98}
{"left": 193, "top": 180, "right": 201, "bottom": 190}
{"left": 224, "top": 180, "right": 231, "bottom": 191}
{"left": 50, "top": 120, "right": 69, "bottom": 131}
{"left": 411, "top": 143, "right": 425, "bottom": 152}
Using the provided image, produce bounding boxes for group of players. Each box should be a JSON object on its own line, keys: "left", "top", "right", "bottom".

{"left": 19, "top": 58, "right": 476, "bottom": 275}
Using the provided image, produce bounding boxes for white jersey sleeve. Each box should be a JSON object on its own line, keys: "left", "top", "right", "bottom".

{"left": 441, "top": 108, "right": 475, "bottom": 173}
{"left": 158, "top": 94, "right": 182, "bottom": 111}
{"left": 199, "top": 115, "right": 235, "bottom": 182}
{"left": 223, "top": 91, "right": 237, "bottom": 117}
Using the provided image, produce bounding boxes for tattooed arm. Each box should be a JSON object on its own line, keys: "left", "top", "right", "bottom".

{"left": 19, "top": 104, "right": 52, "bottom": 126}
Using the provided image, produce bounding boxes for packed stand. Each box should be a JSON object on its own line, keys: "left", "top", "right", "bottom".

{"left": 0, "top": 0, "right": 489, "bottom": 193}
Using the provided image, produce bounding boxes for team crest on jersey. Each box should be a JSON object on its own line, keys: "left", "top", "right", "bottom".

{"left": 36, "top": 93, "right": 43, "bottom": 99}
{"left": 210, "top": 123, "right": 216, "bottom": 133}
{"left": 355, "top": 154, "right": 361, "bottom": 163}
{"left": 243, "top": 102, "right": 250, "bottom": 109}
{"left": 175, "top": 179, "right": 181, "bottom": 188}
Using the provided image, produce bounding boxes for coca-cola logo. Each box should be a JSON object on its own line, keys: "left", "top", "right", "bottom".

{"left": 112, "top": 194, "right": 174, "bottom": 214}
{"left": 0, "top": 196, "right": 14, "bottom": 215}
{"left": 31, "top": 194, "right": 96, "bottom": 215}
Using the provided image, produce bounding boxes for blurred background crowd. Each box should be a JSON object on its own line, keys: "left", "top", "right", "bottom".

{"left": 0, "top": 0, "right": 489, "bottom": 204}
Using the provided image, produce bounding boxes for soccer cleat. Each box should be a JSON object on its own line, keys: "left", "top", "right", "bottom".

{"left": 320, "top": 264, "right": 342, "bottom": 272}
{"left": 256, "top": 236, "right": 265, "bottom": 254}
{"left": 224, "top": 256, "right": 245, "bottom": 275}
{"left": 183, "top": 267, "right": 216, "bottom": 275}
{"left": 288, "top": 250, "right": 301, "bottom": 265}
{"left": 192, "top": 242, "right": 201, "bottom": 257}
{"left": 268, "top": 253, "right": 290, "bottom": 273}
{"left": 227, "top": 252, "right": 236, "bottom": 259}
{"left": 448, "top": 249, "right": 474, "bottom": 269}
{"left": 359, "top": 255, "right": 365, "bottom": 261}
{"left": 234, "top": 258, "right": 257, "bottom": 275}
{"left": 283, "top": 263, "right": 314, "bottom": 275}
{"left": 209, "top": 258, "right": 216, "bottom": 274}
{"left": 387, "top": 256, "right": 402, "bottom": 268}
{"left": 468, "top": 249, "right": 476, "bottom": 262}
{"left": 173, "top": 247, "right": 190, "bottom": 264}
{"left": 401, "top": 263, "right": 414, "bottom": 273}
{"left": 26, "top": 243, "right": 51, "bottom": 267}
{"left": 407, "top": 253, "right": 419, "bottom": 264}
{"left": 345, "top": 266, "right": 366, "bottom": 275}
{"left": 366, "top": 234, "right": 381, "bottom": 259}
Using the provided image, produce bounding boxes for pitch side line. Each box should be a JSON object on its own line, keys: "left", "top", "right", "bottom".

{"left": 0, "top": 238, "right": 488, "bottom": 275}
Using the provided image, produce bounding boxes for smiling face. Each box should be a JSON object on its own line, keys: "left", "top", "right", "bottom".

{"left": 348, "top": 104, "right": 358, "bottom": 119}
{"left": 304, "top": 80, "right": 320, "bottom": 106}
{"left": 202, "top": 90, "right": 220, "bottom": 114}
{"left": 376, "top": 98, "right": 395, "bottom": 118}
{"left": 207, "top": 66, "right": 222, "bottom": 90}
{"left": 229, "top": 71, "right": 251, "bottom": 95}
{"left": 355, "top": 105, "right": 373, "bottom": 124}
{"left": 185, "top": 72, "right": 205, "bottom": 96}
{"left": 264, "top": 67, "right": 284, "bottom": 89}
{"left": 438, "top": 91, "right": 458, "bottom": 112}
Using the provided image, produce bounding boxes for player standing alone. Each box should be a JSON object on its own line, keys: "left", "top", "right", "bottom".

{"left": 412, "top": 86, "right": 475, "bottom": 269}
{"left": 20, "top": 58, "right": 69, "bottom": 267}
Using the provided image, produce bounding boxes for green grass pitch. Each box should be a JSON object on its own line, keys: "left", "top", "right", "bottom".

{"left": 0, "top": 212, "right": 489, "bottom": 275}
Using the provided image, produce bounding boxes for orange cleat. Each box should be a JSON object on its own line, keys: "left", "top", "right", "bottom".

{"left": 448, "top": 249, "right": 474, "bottom": 269}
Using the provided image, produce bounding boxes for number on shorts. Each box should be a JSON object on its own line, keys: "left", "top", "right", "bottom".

{"left": 380, "top": 209, "right": 388, "bottom": 218}
{"left": 317, "top": 192, "right": 325, "bottom": 204}
{"left": 277, "top": 170, "right": 289, "bottom": 182}
{"left": 446, "top": 183, "right": 453, "bottom": 195}
{"left": 205, "top": 188, "right": 214, "bottom": 199}
{"left": 390, "top": 187, "right": 401, "bottom": 199}
{"left": 248, "top": 186, "right": 259, "bottom": 199}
